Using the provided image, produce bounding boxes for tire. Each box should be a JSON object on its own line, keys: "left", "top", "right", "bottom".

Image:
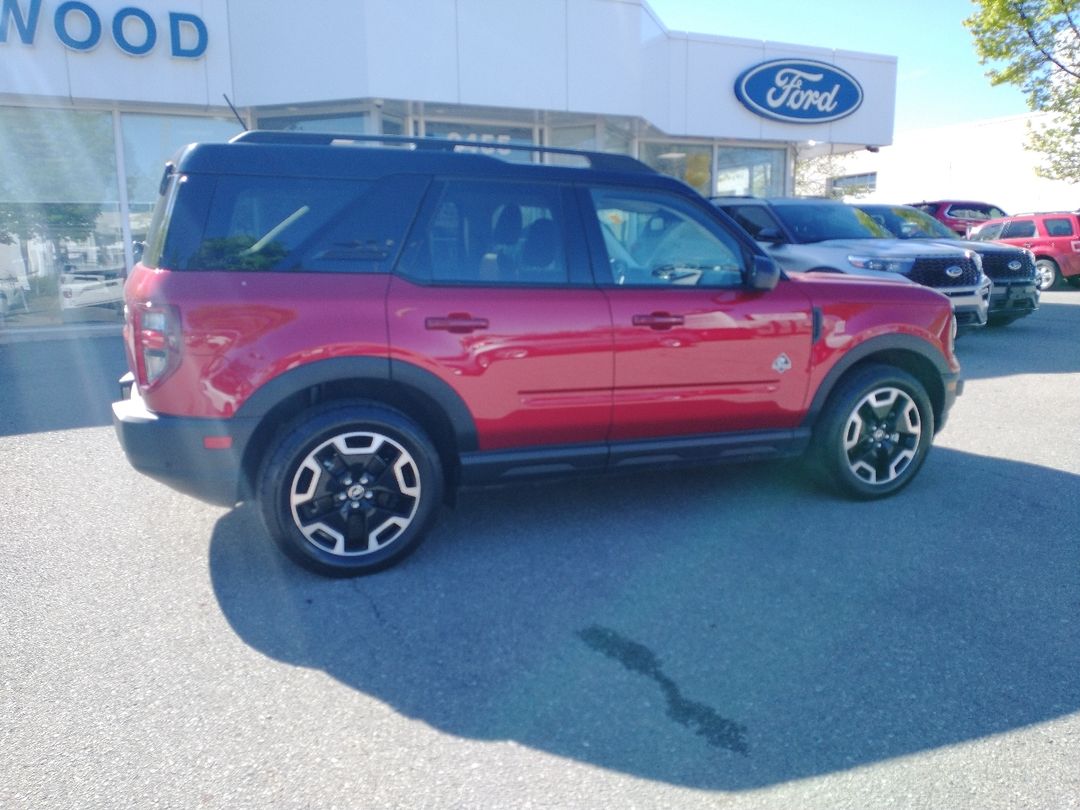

{"left": 257, "top": 401, "right": 444, "bottom": 576}
{"left": 1035, "top": 259, "right": 1060, "bottom": 291}
{"left": 811, "top": 364, "right": 934, "bottom": 499}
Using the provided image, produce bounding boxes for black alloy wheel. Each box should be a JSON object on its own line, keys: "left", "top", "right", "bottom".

{"left": 258, "top": 401, "right": 443, "bottom": 576}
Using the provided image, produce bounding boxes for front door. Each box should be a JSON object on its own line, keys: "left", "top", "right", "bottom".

{"left": 582, "top": 186, "right": 814, "bottom": 441}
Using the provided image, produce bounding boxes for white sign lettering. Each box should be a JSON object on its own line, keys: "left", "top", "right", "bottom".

{"left": 764, "top": 68, "right": 840, "bottom": 114}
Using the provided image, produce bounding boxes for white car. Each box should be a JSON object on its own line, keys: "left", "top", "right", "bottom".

{"left": 0, "top": 275, "right": 26, "bottom": 317}
{"left": 59, "top": 270, "right": 125, "bottom": 321}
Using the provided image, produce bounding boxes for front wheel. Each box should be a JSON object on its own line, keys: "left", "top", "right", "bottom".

{"left": 812, "top": 365, "right": 934, "bottom": 499}
{"left": 257, "top": 401, "right": 444, "bottom": 576}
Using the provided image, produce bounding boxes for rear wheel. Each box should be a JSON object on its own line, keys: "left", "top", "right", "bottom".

{"left": 257, "top": 401, "right": 444, "bottom": 576}
{"left": 1035, "top": 259, "right": 1060, "bottom": 291}
{"left": 812, "top": 365, "right": 934, "bottom": 499}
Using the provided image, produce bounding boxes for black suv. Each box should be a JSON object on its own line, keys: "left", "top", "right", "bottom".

{"left": 713, "top": 197, "right": 993, "bottom": 329}
{"left": 856, "top": 203, "right": 1039, "bottom": 326}
{"left": 112, "top": 132, "right": 961, "bottom": 576}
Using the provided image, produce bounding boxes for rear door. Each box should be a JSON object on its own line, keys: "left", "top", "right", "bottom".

{"left": 582, "top": 185, "right": 814, "bottom": 441}
{"left": 388, "top": 177, "right": 613, "bottom": 452}
{"left": 1038, "top": 215, "right": 1080, "bottom": 277}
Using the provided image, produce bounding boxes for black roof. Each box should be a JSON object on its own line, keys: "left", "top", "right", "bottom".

{"left": 169, "top": 130, "right": 681, "bottom": 190}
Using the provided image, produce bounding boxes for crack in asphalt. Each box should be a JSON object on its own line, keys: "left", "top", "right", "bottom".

{"left": 578, "top": 625, "right": 749, "bottom": 756}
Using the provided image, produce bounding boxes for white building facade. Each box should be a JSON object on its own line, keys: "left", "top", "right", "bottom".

{"left": 831, "top": 113, "right": 1078, "bottom": 214}
{"left": 0, "top": 0, "right": 898, "bottom": 330}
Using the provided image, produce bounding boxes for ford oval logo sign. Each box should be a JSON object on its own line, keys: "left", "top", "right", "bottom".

{"left": 735, "top": 59, "right": 864, "bottom": 123}
{"left": 945, "top": 265, "right": 964, "bottom": 279}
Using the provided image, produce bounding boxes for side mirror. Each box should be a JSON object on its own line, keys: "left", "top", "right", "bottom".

{"left": 748, "top": 255, "right": 781, "bottom": 291}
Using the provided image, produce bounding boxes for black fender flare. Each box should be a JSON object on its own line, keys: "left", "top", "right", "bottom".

{"left": 235, "top": 355, "right": 479, "bottom": 453}
{"left": 802, "top": 333, "right": 955, "bottom": 428}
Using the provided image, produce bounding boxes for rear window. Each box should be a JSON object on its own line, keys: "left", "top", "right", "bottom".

{"left": 1043, "top": 217, "right": 1076, "bottom": 237}
{"left": 157, "top": 173, "right": 429, "bottom": 272}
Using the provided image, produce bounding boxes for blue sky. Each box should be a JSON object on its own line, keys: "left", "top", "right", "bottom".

{"left": 646, "top": 0, "right": 1031, "bottom": 132}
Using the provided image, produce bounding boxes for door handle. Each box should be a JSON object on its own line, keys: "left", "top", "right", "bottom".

{"left": 632, "top": 312, "right": 684, "bottom": 330}
{"left": 425, "top": 314, "right": 490, "bottom": 333}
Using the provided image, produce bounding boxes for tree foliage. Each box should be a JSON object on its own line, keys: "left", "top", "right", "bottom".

{"left": 965, "top": 0, "right": 1080, "bottom": 181}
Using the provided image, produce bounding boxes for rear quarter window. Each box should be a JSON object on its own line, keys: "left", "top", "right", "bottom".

{"left": 1043, "top": 217, "right": 1076, "bottom": 237}
{"left": 160, "top": 173, "right": 429, "bottom": 273}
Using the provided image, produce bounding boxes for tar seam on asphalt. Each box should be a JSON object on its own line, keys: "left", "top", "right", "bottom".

{"left": 577, "top": 625, "right": 749, "bottom": 756}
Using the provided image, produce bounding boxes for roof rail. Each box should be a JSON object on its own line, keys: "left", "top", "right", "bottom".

{"left": 228, "top": 130, "right": 655, "bottom": 174}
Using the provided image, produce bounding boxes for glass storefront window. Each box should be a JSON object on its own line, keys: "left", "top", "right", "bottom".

{"left": 715, "top": 146, "right": 786, "bottom": 197}
{"left": 257, "top": 111, "right": 374, "bottom": 135}
{"left": 0, "top": 107, "right": 122, "bottom": 328}
{"left": 424, "top": 120, "right": 536, "bottom": 163}
{"left": 639, "top": 142, "right": 713, "bottom": 197}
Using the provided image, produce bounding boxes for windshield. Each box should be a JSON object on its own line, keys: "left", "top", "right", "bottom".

{"left": 771, "top": 202, "right": 890, "bottom": 243}
{"left": 858, "top": 205, "right": 956, "bottom": 239}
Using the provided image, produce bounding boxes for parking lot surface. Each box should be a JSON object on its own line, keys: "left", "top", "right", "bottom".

{"left": 2, "top": 293, "right": 1078, "bottom": 809}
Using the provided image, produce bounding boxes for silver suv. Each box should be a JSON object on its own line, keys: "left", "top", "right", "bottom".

{"left": 713, "top": 197, "right": 991, "bottom": 329}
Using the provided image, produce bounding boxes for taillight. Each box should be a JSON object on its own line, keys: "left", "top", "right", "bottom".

{"left": 132, "top": 304, "right": 181, "bottom": 388}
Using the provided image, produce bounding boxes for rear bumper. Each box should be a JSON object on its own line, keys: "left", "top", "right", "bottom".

{"left": 112, "top": 374, "right": 252, "bottom": 507}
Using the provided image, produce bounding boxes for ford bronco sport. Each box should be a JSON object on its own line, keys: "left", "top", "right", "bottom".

{"left": 113, "top": 132, "right": 962, "bottom": 576}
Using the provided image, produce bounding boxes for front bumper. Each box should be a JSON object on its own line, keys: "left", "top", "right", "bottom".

{"left": 988, "top": 280, "right": 1039, "bottom": 320}
{"left": 941, "top": 281, "right": 991, "bottom": 330}
{"left": 112, "top": 373, "right": 252, "bottom": 507}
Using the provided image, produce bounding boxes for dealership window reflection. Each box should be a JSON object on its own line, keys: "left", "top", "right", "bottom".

{"left": 0, "top": 107, "right": 122, "bottom": 328}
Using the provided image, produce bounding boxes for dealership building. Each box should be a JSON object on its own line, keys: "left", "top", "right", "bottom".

{"left": 0, "top": 0, "right": 897, "bottom": 331}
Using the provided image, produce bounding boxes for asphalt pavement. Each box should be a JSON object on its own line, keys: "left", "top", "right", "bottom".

{"left": 2, "top": 293, "right": 1078, "bottom": 809}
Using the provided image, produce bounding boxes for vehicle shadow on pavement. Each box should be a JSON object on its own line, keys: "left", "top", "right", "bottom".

{"left": 207, "top": 448, "right": 1080, "bottom": 790}
{"left": 0, "top": 336, "right": 127, "bottom": 437}
{"left": 956, "top": 298, "right": 1080, "bottom": 380}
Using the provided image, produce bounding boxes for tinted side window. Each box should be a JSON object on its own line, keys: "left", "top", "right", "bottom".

{"left": 398, "top": 179, "right": 570, "bottom": 285}
{"left": 167, "top": 174, "right": 427, "bottom": 272}
{"left": 589, "top": 189, "right": 747, "bottom": 287}
{"left": 1043, "top": 217, "right": 1076, "bottom": 237}
{"left": 1001, "top": 219, "right": 1036, "bottom": 238}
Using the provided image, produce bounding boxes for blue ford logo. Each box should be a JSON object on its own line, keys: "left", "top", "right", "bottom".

{"left": 735, "top": 59, "right": 863, "bottom": 123}
{"left": 946, "top": 266, "right": 964, "bottom": 278}
{"left": 1008, "top": 260, "right": 1022, "bottom": 271}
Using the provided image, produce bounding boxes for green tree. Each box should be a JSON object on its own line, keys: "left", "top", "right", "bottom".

{"left": 965, "top": 1, "right": 1080, "bottom": 181}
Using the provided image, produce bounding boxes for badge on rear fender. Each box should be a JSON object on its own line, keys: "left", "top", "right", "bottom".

{"left": 772, "top": 353, "right": 792, "bottom": 373}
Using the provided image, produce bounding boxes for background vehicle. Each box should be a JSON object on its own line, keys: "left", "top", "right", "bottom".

{"left": 0, "top": 275, "right": 25, "bottom": 318}
{"left": 968, "top": 211, "right": 1080, "bottom": 291}
{"left": 855, "top": 203, "right": 1039, "bottom": 326}
{"left": 908, "top": 200, "right": 1008, "bottom": 237}
{"left": 713, "top": 196, "right": 992, "bottom": 330}
{"left": 113, "top": 133, "right": 962, "bottom": 576}
{"left": 59, "top": 268, "right": 125, "bottom": 322}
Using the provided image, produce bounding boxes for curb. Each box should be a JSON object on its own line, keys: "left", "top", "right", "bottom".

{"left": 0, "top": 324, "right": 123, "bottom": 346}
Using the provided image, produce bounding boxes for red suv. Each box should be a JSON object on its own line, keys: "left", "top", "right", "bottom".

{"left": 969, "top": 211, "right": 1080, "bottom": 290}
{"left": 909, "top": 200, "right": 1008, "bottom": 237}
{"left": 113, "top": 132, "right": 962, "bottom": 576}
